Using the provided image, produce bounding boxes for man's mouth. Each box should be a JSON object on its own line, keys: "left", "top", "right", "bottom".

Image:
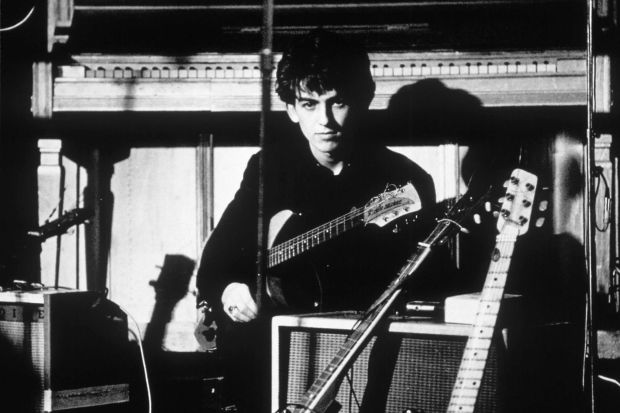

{"left": 316, "top": 132, "right": 338, "bottom": 139}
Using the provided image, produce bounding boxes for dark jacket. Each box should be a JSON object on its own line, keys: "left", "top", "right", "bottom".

{"left": 196, "top": 138, "right": 437, "bottom": 315}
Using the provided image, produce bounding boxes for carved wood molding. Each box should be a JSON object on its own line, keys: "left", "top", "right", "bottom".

{"left": 34, "top": 50, "right": 611, "bottom": 117}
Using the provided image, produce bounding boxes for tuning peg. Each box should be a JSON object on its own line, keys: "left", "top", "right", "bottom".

{"left": 473, "top": 213, "right": 481, "bottom": 224}
{"left": 535, "top": 217, "right": 545, "bottom": 228}
{"left": 538, "top": 200, "right": 548, "bottom": 212}
{"left": 484, "top": 201, "right": 492, "bottom": 212}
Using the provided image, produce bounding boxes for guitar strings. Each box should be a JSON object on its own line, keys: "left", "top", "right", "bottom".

{"left": 269, "top": 206, "right": 364, "bottom": 266}
{"left": 450, "top": 233, "right": 516, "bottom": 406}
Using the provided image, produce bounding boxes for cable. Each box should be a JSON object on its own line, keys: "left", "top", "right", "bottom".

{"left": 598, "top": 374, "right": 620, "bottom": 389}
{"left": 344, "top": 369, "right": 361, "bottom": 412}
{"left": 118, "top": 303, "right": 152, "bottom": 413}
{"left": 0, "top": 6, "right": 35, "bottom": 32}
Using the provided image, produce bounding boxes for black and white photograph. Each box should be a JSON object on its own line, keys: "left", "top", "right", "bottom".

{"left": 1, "top": 1, "right": 619, "bottom": 412}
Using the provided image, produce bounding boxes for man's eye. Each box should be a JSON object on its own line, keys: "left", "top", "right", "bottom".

{"left": 332, "top": 100, "right": 347, "bottom": 108}
{"left": 301, "top": 102, "right": 316, "bottom": 109}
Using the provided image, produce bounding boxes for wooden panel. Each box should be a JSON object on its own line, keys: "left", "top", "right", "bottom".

{"left": 46, "top": 50, "right": 596, "bottom": 115}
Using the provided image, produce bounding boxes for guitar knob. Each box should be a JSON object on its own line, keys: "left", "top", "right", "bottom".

{"left": 392, "top": 224, "right": 401, "bottom": 234}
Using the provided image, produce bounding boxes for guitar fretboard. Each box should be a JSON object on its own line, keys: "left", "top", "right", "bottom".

{"left": 446, "top": 231, "right": 517, "bottom": 413}
{"left": 268, "top": 207, "right": 365, "bottom": 268}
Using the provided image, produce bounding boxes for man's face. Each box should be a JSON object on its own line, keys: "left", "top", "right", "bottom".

{"left": 286, "top": 88, "right": 355, "bottom": 161}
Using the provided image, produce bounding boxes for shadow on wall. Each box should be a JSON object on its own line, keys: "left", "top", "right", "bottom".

{"left": 381, "top": 78, "right": 588, "bottom": 413}
{"left": 385, "top": 78, "right": 485, "bottom": 145}
{"left": 143, "top": 254, "right": 196, "bottom": 352}
{"left": 383, "top": 78, "right": 588, "bottom": 327}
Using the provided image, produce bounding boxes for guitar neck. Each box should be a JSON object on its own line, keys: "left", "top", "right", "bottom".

{"left": 295, "top": 287, "right": 403, "bottom": 413}
{"left": 268, "top": 207, "right": 365, "bottom": 268}
{"left": 446, "top": 232, "right": 517, "bottom": 413}
{"left": 293, "top": 240, "right": 441, "bottom": 413}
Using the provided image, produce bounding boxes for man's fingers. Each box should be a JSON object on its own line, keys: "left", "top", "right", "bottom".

{"left": 221, "top": 282, "right": 259, "bottom": 322}
{"left": 226, "top": 303, "right": 254, "bottom": 322}
{"left": 239, "top": 292, "right": 258, "bottom": 318}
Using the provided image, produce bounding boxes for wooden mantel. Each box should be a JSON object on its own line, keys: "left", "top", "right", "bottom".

{"left": 32, "top": 50, "right": 611, "bottom": 117}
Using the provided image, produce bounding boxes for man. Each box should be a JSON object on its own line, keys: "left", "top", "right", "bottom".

{"left": 195, "top": 29, "right": 437, "bottom": 412}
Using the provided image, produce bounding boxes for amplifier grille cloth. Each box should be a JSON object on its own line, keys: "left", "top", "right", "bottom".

{"left": 285, "top": 330, "right": 498, "bottom": 413}
{"left": 0, "top": 319, "right": 46, "bottom": 410}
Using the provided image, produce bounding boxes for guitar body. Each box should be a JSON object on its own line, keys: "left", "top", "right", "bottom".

{"left": 267, "top": 210, "right": 325, "bottom": 311}
{"left": 265, "top": 184, "right": 422, "bottom": 312}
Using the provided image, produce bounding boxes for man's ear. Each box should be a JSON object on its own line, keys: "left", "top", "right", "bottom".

{"left": 286, "top": 104, "right": 300, "bottom": 123}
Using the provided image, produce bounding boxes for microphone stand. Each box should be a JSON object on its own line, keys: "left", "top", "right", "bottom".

{"left": 257, "top": 0, "right": 274, "bottom": 313}
{"left": 584, "top": 1, "right": 599, "bottom": 411}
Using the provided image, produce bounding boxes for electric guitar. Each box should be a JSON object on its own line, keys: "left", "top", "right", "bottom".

{"left": 446, "top": 169, "right": 538, "bottom": 413}
{"left": 266, "top": 183, "right": 422, "bottom": 310}
{"left": 278, "top": 180, "right": 493, "bottom": 413}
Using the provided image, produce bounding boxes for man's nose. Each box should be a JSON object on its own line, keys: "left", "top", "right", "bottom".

{"left": 316, "top": 103, "right": 331, "bottom": 125}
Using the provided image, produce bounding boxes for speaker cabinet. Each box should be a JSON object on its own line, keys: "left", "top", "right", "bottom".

{"left": 271, "top": 312, "right": 507, "bottom": 413}
{"left": 0, "top": 289, "right": 130, "bottom": 412}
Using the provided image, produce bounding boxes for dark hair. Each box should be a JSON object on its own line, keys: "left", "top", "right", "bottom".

{"left": 276, "top": 29, "right": 375, "bottom": 107}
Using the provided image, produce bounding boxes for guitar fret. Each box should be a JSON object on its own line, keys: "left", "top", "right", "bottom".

{"left": 454, "top": 370, "right": 485, "bottom": 378}
{"left": 453, "top": 384, "right": 484, "bottom": 391}
{"left": 471, "top": 317, "right": 499, "bottom": 327}
{"left": 463, "top": 347, "right": 492, "bottom": 354}
{"left": 455, "top": 362, "right": 487, "bottom": 371}
{"left": 450, "top": 389, "right": 480, "bottom": 398}
{"left": 461, "top": 351, "right": 489, "bottom": 359}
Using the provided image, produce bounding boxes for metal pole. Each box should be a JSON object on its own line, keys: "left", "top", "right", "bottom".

{"left": 612, "top": 157, "right": 620, "bottom": 314}
{"left": 584, "top": 1, "right": 598, "bottom": 411}
{"left": 257, "top": 0, "right": 274, "bottom": 312}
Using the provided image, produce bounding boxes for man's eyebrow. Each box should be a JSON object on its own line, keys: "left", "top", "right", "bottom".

{"left": 297, "top": 97, "right": 318, "bottom": 102}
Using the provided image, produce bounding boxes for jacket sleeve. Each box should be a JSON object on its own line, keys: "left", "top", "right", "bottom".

{"left": 196, "top": 153, "right": 260, "bottom": 308}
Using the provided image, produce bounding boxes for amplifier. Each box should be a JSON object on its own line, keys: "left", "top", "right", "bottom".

{"left": 0, "top": 289, "right": 130, "bottom": 412}
{"left": 271, "top": 312, "right": 508, "bottom": 413}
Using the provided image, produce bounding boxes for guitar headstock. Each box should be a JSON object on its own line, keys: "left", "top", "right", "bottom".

{"left": 363, "top": 183, "right": 422, "bottom": 228}
{"left": 497, "top": 168, "right": 538, "bottom": 235}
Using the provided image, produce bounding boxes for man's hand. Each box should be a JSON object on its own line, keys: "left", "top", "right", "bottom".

{"left": 221, "top": 282, "right": 258, "bottom": 322}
